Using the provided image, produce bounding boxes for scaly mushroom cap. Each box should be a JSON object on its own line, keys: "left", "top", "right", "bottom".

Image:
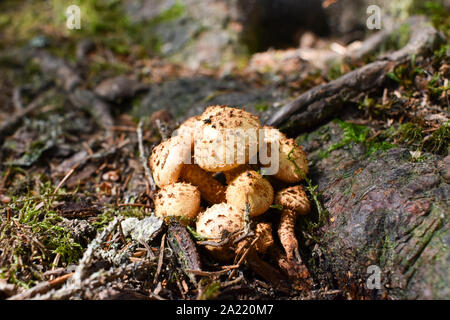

{"left": 196, "top": 203, "right": 244, "bottom": 260}
{"left": 274, "top": 185, "right": 310, "bottom": 215}
{"left": 196, "top": 203, "right": 244, "bottom": 239}
{"left": 180, "top": 164, "right": 226, "bottom": 204}
{"left": 261, "top": 126, "right": 308, "bottom": 183}
{"left": 149, "top": 135, "right": 191, "bottom": 188}
{"left": 226, "top": 170, "right": 274, "bottom": 217}
{"left": 194, "top": 105, "right": 261, "bottom": 172}
{"left": 154, "top": 182, "right": 201, "bottom": 221}
{"left": 174, "top": 115, "right": 202, "bottom": 147}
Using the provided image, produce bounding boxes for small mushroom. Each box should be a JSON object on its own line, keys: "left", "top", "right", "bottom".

{"left": 274, "top": 185, "right": 310, "bottom": 262}
{"left": 148, "top": 135, "right": 191, "bottom": 188}
{"left": 196, "top": 203, "right": 244, "bottom": 260}
{"left": 154, "top": 182, "right": 201, "bottom": 223}
{"left": 226, "top": 170, "right": 274, "bottom": 217}
{"left": 262, "top": 126, "right": 308, "bottom": 183}
{"left": 180, "top": 164, "right": 226, "bottom": 204}
{"left": 194, "top": 105, "right": 261, "bottom": 172}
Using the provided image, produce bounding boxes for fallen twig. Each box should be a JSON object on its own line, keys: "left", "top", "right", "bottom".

{"left": 0, "top": 89, "right": 54, "bottom": 145}
{"left": 137, "top": 118, "right": 157, "bottom": 192}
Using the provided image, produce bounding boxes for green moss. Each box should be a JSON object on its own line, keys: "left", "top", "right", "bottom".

{"left": 393, "top": 122, "right": 449, "bottom": 155}
{"left": 396, "top": 123, "right": 423, "bottom": 145}
{"left": 385, "top": 23, "right": 412, "bottom": 52}
{"left": 286, "top": 148, "right": 329, "bottom": 234}
{"left": 415, "top": 1, "right": 450, "bottom": 37}
{"left": 0, "top": 182, "right": 83, "bottom": 287}
{"left": 324, "top": 119, "right": 396, "bottom": 157}
{"left": 255, "top": 102, "right": 270, "bottom": 112}
{"left": 423, "top": 122, "right": 450, "bottom": 155}
{"left": 91, "top": 205, "right": 149, "bottom": 231}
{"left": 199, "top": 280, "right": 221, "bottom": 300}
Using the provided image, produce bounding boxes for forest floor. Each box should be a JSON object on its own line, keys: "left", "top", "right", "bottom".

{"left": 0, "top": 1, "right": 448, "bottom": 300}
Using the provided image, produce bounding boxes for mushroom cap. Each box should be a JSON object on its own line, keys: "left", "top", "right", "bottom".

{"left": 276, "top": 138, "right": 308, "bottom": 183}
{"left": 148, "top": 135, "right": 191, "bottom": 188}
{"left": 174, "top": 116, "right": 202, "bottom": 147}
{"left": 261, "top": 126, "right": 308, "bottom": 183}
{"left": 194, "top": 105, "right": 261, "bottom": 172}
{"left": 226, "top": 170, "right": 274, "bottom": 217}
{"left": 196, "top": 203, "right": 244, "bottom": 239}
{"left": 262, "top": 125, "right": 287, "bottom": 144}
{"left": 154, "top": 182, "right": 201, "bottom": 221}
{"left": 274, "top": 185, "right": 310, "bottom": 215}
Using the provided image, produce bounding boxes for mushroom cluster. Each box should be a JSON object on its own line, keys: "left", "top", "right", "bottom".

{"left": 149, "top": 105, "right": 311, "bottom": 282}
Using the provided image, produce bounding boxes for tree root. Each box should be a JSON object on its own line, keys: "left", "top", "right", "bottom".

{"left": 265, "top": 16, "right": 443, "bottom": 135}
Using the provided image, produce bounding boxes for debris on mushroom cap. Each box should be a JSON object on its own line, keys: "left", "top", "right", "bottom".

{"left": 154, "top": 182, "right": 201, "bottom": 221}
{"left": 196, "top": 203, "right": 244, "bottom": 239}
{"left": 180, "top": 164, "right": 226, "bottom": 204}
{"left": 148, "top": 135, "right": 191, "bottom": 188}
{"left": 226, "top": 170, "right": 274, "bottom": 217}
{"left": 173, "top": 115, "right": 202, "bottom": 147}
{"left": 275, "top": 185, "right": 310, "bottom": 215}
{"left": 275, "top": 138, "right": 308, "bottom": 183}
{"left": 194, "top": 105, "right": 262, "bottom": 172}
{"left": 260, "top": 126, "right": 308, "bottom": 183}
{"left": 196, "top": 203, "right": 244, "bottom": 260}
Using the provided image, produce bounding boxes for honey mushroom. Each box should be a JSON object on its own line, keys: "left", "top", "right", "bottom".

{"left": 149, "top": 135, "right": 226, "bottom": 205}
{"left": 174, "top": 115, "right": 202, "bottom": 148}
{"left": 195, "top": 203, "right": 244, "bottom": 260}
{"left": 154, "top": 182, "right": 201, "bottom": 223}
{"left": 149, "top": 105, "right": 313, "bottom": 286}
{"left": 196, "top": 203, "right": 286, "bottom": 287}
{"left": 225, "top": 170, "right": 274, "bottom": 217}
{"left": 194, "top": 105, "right": 261, "bottom": 172}
{"left": 262, "top": 126, "right": 308, "bottom": 183}
{"left": 274, "top": 185, "right": 311, "bottom": 262}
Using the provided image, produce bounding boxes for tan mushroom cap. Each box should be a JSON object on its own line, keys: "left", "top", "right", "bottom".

{"left": 274, "top": 185, "right": 310, "bottom": 215}
{"left": 261, "top": 126, "right": 308, "bottom": 183}
{"left": 174, "top": 115, "right": 202, "bottom": 147}
{"left": 180, "top": 164, "right": 226, "bottom": 204}
{"left": 196, "top": 203, "right": 244, "bottom": 239}
{"left": 262, "top": 125, "right": 287, "bottom": 144}
{"left": 154, "top": 182, "right": 201, "bottom": 221}
{"left": 226, "top": 170, "right": 274, "bottom": 217}
{"left": 194, "top": 105, "right": 262, "bottom": 172}
{"left": 148, "top": 135, "right": 191, "bottom": 188}
{"left": 275, "top": 138, "right": 308, "bottom": 183}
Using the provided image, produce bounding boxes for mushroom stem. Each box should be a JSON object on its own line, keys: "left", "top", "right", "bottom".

{"left": 234, "top": 238, "right": 286, "bottom": 289}
{"left": 278, "top": 208, "right": 300, "bottom": 262}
